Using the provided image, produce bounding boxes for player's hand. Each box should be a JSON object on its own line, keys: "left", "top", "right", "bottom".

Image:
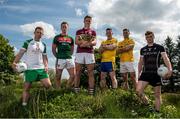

{"left": 102, "top": 44, "right": 110, "bottom": 50}
{"left": 138, "top": 73, "right": 141, "bottom": 80}
{"left": 99, "top": 46, "right": 105, "bottom": 53}
{"left": 80, "top": 43, "right": 86, "bottom": 47}
{"left": 106, "top": 44, "right": 116, "bottom": 50}
{"left": 12, "top": 62, "right": 18, "bottom": 72}
{"left": 163, "top": 70, "right": 172, "bottom": 79}
{"left": 117, "top": 47, "right": 123, "bottom": 54}
{"left": 44, "top": 66, "right": 48, "bottom": 73}
{"left": 102, "top": 44, "right": 106, "bottom": 48}
{"left": 80, "top": 41, "right": 90, "bottom": 48}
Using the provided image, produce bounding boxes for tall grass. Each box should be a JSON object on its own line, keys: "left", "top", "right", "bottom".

{"left": 0, "top": 70, "right": 180, "bottom": 118}
{"left": 1, "top": 82, "right": 180, "bottom": 118}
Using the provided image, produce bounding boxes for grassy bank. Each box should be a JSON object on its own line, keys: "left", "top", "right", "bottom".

{"left": 0, "top": 80, "right": 180, "bottom": 118}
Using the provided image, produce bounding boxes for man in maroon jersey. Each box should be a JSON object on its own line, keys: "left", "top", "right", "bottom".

{"left": 74, "top": 15, "right": 97, "bottom": 95}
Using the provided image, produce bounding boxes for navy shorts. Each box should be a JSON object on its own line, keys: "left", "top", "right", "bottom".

{"left": 139, "top": 72, "right": 162, "bottom": 87}
{"left": 100, "top": 62, "right": 115, "bottom": 72}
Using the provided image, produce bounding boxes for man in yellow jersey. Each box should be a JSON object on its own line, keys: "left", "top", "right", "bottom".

{"left": 117, "top": 28, "right": 137, "bottom": 90}
{"left": 99, "top": 28, "right": 118, "bottom": 89}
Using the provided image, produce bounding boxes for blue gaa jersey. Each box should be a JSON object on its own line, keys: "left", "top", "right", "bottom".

{"left": 21, "top": 39, "right": 46, "bottom": 70}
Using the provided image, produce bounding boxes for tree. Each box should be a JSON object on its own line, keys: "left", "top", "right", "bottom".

{"left": 163, "top": 36, "right": 176, "bottom": 66}
{"left": 0, "top": 34, "right": 15, "bottom": 73}
{"left": 0, "top": 34, "right": 16, "bottom": 84}
{"left": 175, "top": 36, "right": 180, "bottom": 71}
{"left": 162, "top": 36, "right": 180, "bottom": 92}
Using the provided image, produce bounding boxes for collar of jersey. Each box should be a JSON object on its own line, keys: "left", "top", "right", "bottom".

{"left": 107, "top": 37, "right": 115, "bottom": 41}
{"left": 124, "top": 38, "right": 130, "bottom": 40}
{"left": 60, "top": 34, "right": 68, "bottom": 37}
{"left": 32, "top": 39, "right": 42, "bottom": 43}
{"left": 83, "top": 27, "right": 91, "bottom": 30}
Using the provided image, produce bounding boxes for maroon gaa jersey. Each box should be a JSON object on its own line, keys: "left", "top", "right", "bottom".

{"left": 76, "top": 28, "right": 96, "bottom": 53}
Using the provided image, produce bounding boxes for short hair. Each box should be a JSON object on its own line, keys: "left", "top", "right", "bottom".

{"left": 106, "top": 28, "right": 112, "bottom": 31}
{"left": 145, "top": 31, "right": 154, "bottom": 36}
{"left": 84, "top": 15, "right": 92, "bottom": 20}
{"left": 35, "top": 26, "right": 43, "bottom": 32}
{"left": 123, "top": 28, "right": 129, "bottom": 32}
{"left": 61, "top": 21, "right": 69, "bottom": 27}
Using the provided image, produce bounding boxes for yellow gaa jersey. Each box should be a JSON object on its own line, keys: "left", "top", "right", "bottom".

{"left": 118, "top": 38, "right": 135, "bottom": 62}
{"left": 101, "top": 38, "right": 117, "bottom": 62}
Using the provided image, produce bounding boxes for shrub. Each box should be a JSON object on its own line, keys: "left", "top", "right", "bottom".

{"left": 0, "top": 34, "right": 17, "bottom": 85}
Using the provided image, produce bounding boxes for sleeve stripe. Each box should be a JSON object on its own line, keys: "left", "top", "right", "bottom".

{"left": 161, "top": 52, "right": 166, "bottom": 55}
{"left": 20, "top": 48, "right": 27, "bottom": 51}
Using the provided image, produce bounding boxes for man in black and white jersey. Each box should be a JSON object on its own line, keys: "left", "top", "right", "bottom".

{"left": 136, "top": 31, "right": 172, "bottom": 112}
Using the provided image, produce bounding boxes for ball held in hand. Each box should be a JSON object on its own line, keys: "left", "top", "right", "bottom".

{"left": 16, "top": 62, "right": 27, "bottom": 73}
{"left": 157, "top": 65, "right": 168, "bottom": 77}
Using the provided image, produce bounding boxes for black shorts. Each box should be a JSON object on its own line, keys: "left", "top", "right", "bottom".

{"left": 139, "top": 72, "right": 162, "bottom": 87}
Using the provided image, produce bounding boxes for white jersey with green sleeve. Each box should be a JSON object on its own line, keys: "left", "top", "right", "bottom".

{"left": 21, "top": 39, "right": 46, "bottom": 70}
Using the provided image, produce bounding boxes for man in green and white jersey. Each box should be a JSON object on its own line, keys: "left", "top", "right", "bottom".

{"left": 12, "top": 26, "right": 52, "bottom": 106}
{"left": 52, "top": 21, "right": 75, "bottom": 89}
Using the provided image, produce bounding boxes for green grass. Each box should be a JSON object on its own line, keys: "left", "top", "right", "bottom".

{"left": 0, "top": 80, "right": 180, "bottom": 118}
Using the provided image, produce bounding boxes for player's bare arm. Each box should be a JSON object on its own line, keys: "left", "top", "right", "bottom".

{"left": 43, "top": 55, "right": 48, "bottom": 73}
{"left": 138, "top": 56, "right": 144, "bottom": 79}
{"left": 80, "top": 36, "right": 96, "bottom": 48}
{"left": 12, "top": 49, "right": 26, "bottom": 70}
{"left": 71, "top": 45, "right": 74, "bottom": 55}
{"left": 52, "top": 44, "right": 57, "bottom": 58}
{"left": 105, "top": 44, "right": 117, "bottom": 50}
{"left": 161, "top": 52, "right": 172, "bottom": 79}
{"left": 75, "top": 35, "right": 83, "bottom": 46}
{"left": 99, "top": 44, "right": 105, "bottom": 53}
{"left": 87, "top": 37, "right": 96, "bottom": 46}
{"left": 117, "top": 44, "right": 134, "bottom": 54}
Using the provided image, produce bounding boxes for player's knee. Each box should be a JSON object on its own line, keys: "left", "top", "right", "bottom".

{"left": 100, "top": 79, "right": 106, "bottom": 88}
{"left": 76, "top": 71, "right": 81, "bottom": 76}
{"left": 136, "top": 88, "right": 143, "bottom": 97}
{"left": 44, "top": 82, "right": 52, "bottom": 88}
{"left": 87, "top": 68, "right": 93, "bottom": 72}
{"left": 55, "top": 74, "right": 61, "bottom": 79}
{"left": 24, "top": 88, "right": 30, "bottom": 92}
{"left": 23, "top": 85, "right": 31, "bottom": 92}
{"left": 154, "top": 92, "right": 161, "bottom": 99}
{"left": 69, "top": 74, "right": 75, "bottom": 79}
{"left": 122, "top": 74, "right": 126, "bottom": 78}
{"left": 130, "top": 75, "right": 135, "bottom": 80}
{"left": 122, "top": 75, "right": 128, "bottom": 81}
{"left": 111, "top": 77, "right": 117, "bottom": 82}
{"left": 87, "top": 70, "right": 94, "bottom": 76}
{"left": 101, "top": 74, "right": 106, "bottom": 79}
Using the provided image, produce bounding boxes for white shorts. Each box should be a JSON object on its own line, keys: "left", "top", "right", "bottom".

{"left": 75, "top": 53, "right": 95, "bottom": 64}
{"left": 120, "top": 62, "right": 135, "bottom": 73}
{"left": 56, "top": 59, "right": 75, "bottom": 69}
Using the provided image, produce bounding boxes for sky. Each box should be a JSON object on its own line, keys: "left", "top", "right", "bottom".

{"left": 1, "top": 0, "right": 180, "bottom": 78}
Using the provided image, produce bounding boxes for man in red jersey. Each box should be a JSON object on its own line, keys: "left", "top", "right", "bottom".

{"left": 52, "top": 22, "right": 75, "bottom": 89}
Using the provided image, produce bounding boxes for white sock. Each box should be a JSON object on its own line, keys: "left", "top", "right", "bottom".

{"left": 22, "top": 102, "right": 27, "bottom": 106}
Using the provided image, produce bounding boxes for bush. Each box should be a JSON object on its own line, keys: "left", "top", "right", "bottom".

{"left": 0, "top": 34, "right": 17, "bottom": 85}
